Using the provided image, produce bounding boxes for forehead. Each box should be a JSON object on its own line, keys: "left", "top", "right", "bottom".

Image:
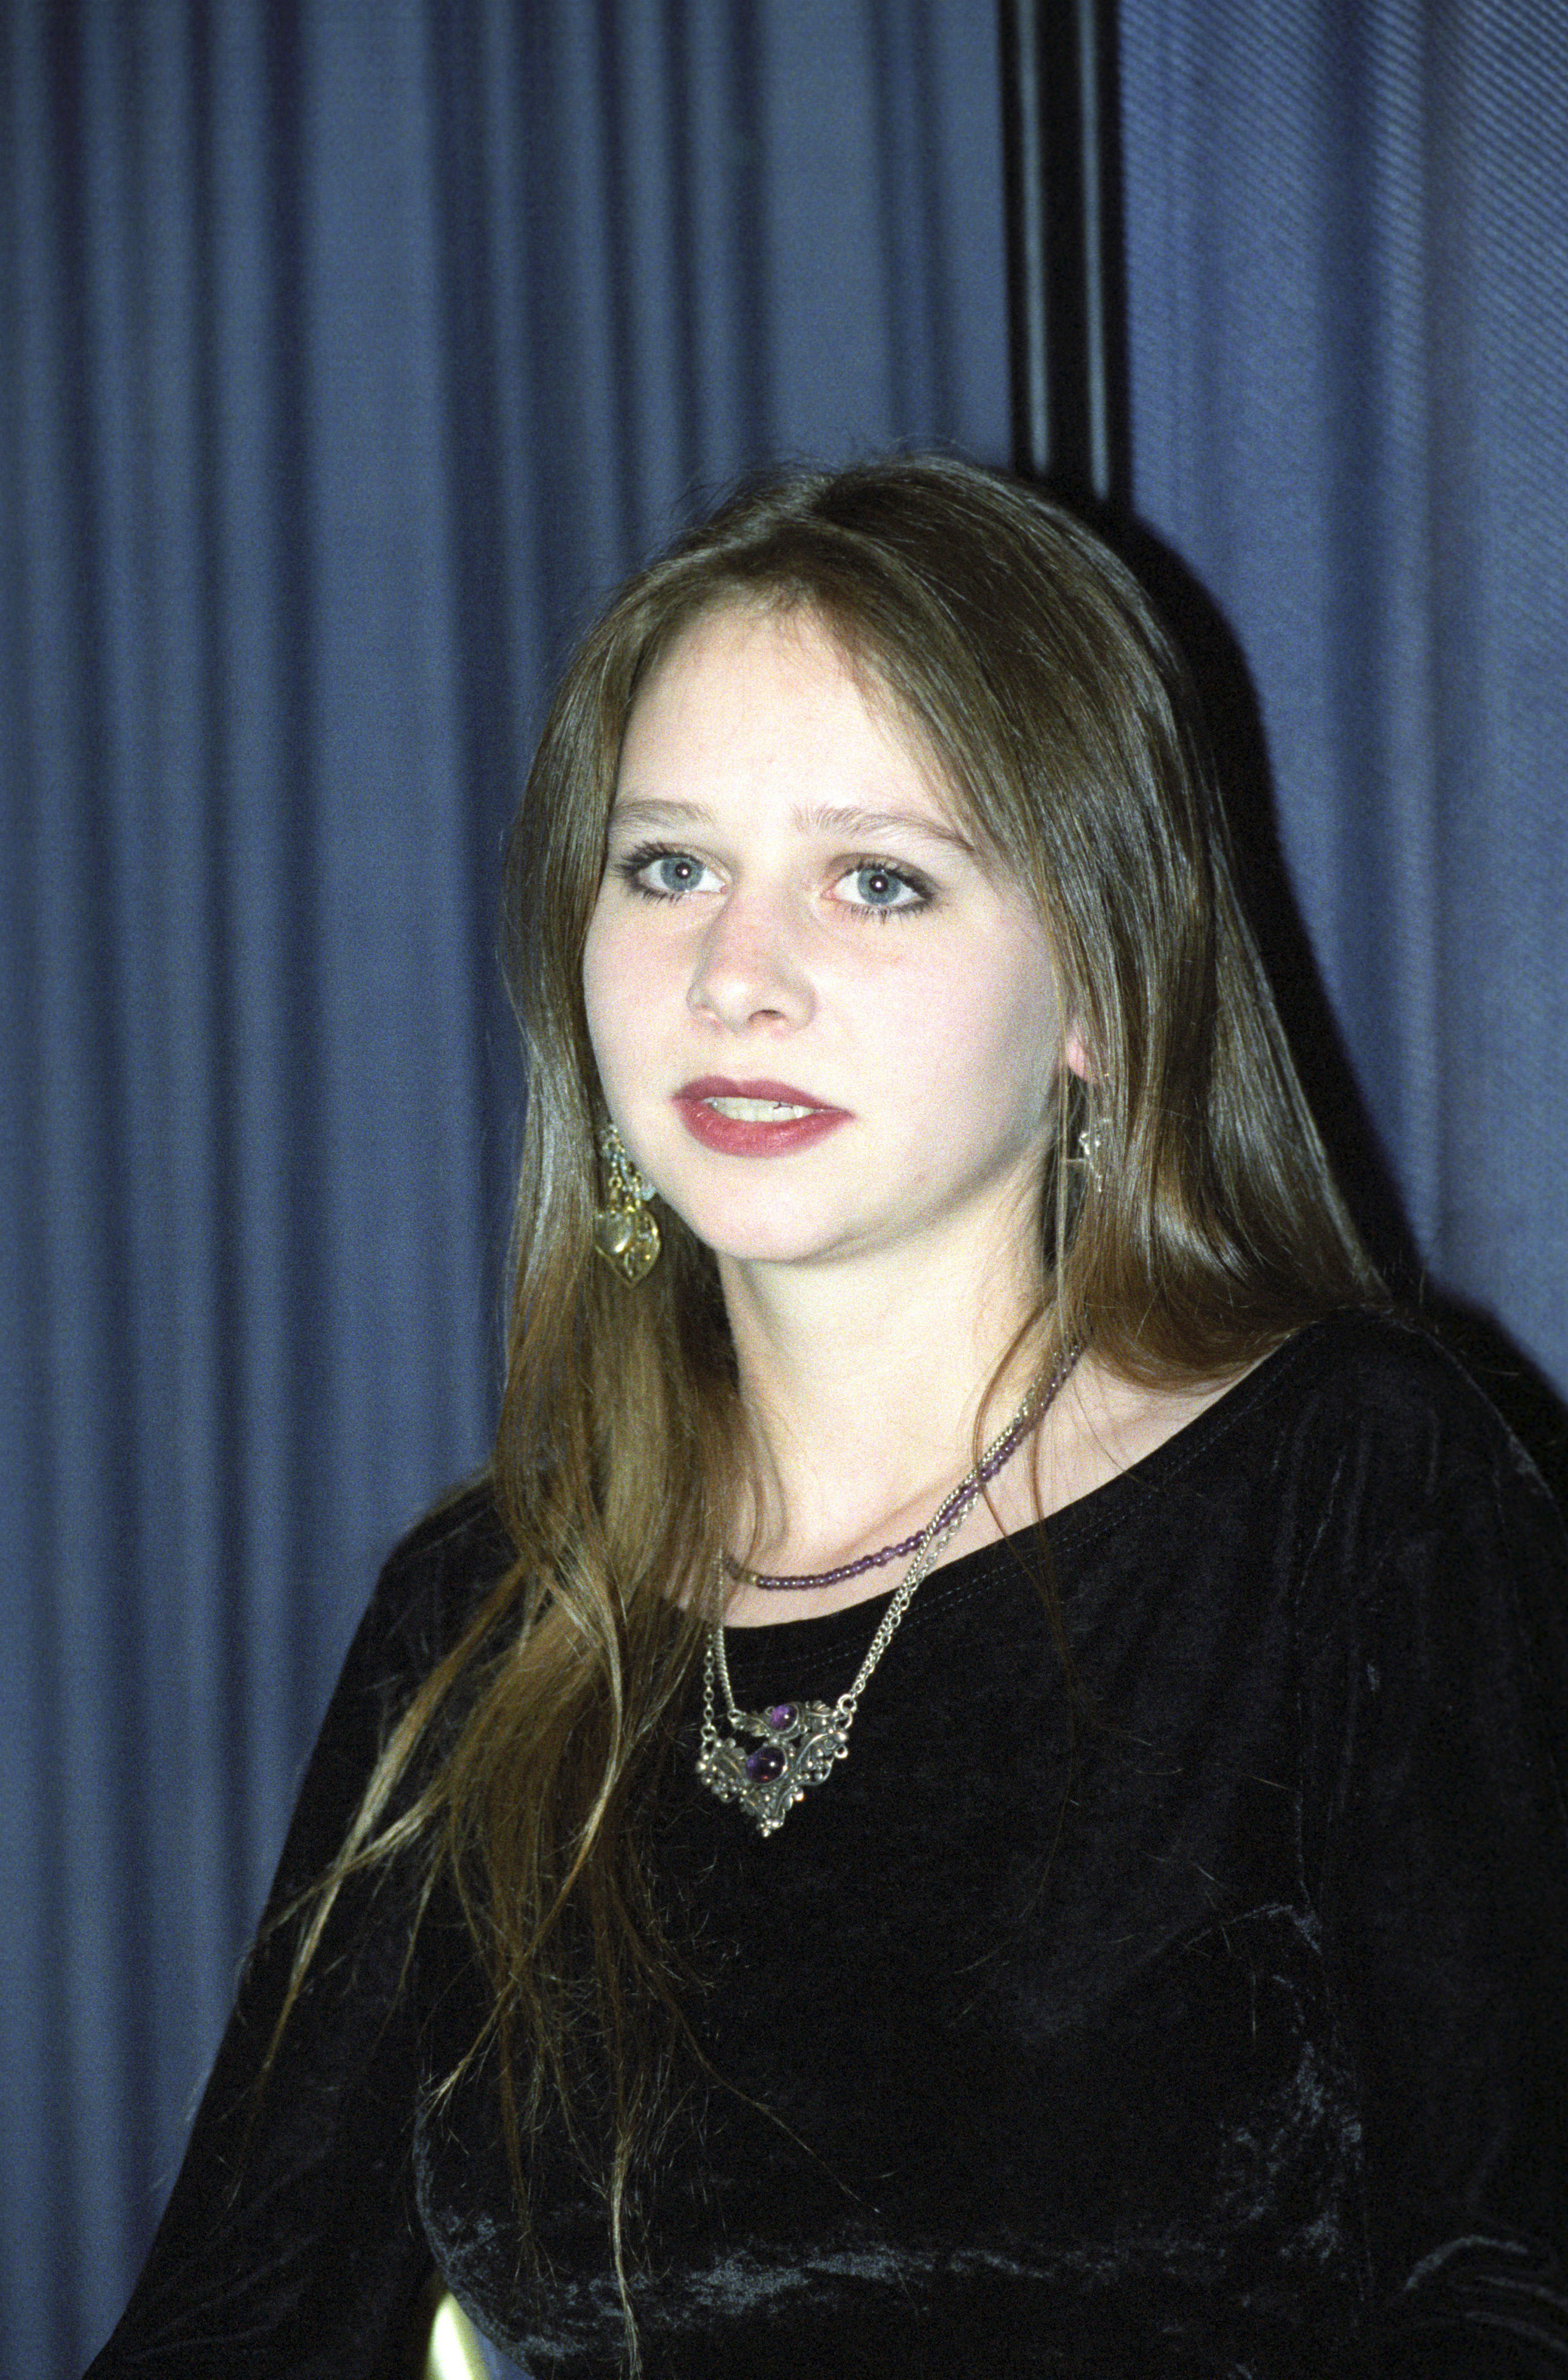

{"left": 616, "top": 602, "right": 957, "bottom": 818}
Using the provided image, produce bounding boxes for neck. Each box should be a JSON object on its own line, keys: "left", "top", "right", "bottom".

{"left": 716, "top": 1223, "right": 1050, "bottom": 1578}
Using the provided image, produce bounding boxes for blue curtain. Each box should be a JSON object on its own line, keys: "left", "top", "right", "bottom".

{"left": 5, "top": 4, "right": 1565, "bottom": 2376}
{"left": 0, "top": 5, "right": 1007, "bottom": 2371}
{"left": 1119, "top": 0, "right": 1568, "bottom": 1411}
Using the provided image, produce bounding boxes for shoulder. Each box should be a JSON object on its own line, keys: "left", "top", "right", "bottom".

{"left": 262, "top": 1481, "right": 514, "bottom": 1891}
{"left": 1242, "top": 1307, "right": 1554, "bottom": 1508}
{"left": 1281, "top": 1321, "right": 1568, "bottom": 1944}
{"left": 1250, "top": 1312, "right": 1568, "bottom": 1684}
{"left": 356, "top": 1475, "right": 516, "bottom": 1692}
{"left": 1134, "top": 1307, "right": 1568, "bottom": 1632}
{"left": 375, "top": 1475, "right": 515, "bottom": 1640}
{"left": 312, "top": 1478, "right": 515, "bottom": 1776}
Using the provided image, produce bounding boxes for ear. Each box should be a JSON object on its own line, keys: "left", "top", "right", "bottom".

{"left": 1062, "top": 1025, "right": 1094, "bottom": 1084}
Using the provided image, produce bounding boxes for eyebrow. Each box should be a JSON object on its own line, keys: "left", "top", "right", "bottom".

{"left": 608, "top": 795, "right": 977, "bottom": 856}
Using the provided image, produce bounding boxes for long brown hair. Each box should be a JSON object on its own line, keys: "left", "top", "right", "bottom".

{"left": 279, "top": 456, "right": 1381, "bottom": 2350}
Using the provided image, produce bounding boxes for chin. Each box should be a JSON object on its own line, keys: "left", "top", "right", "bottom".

{"left": 688, "top": 1221, "right": 839, "bottom": 1268}
{"left": 665, "top": 1191, "right": 853, "bottom": 1269}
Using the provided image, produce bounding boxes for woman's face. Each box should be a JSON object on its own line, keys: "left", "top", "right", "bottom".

{"left": 582, "top": 603, "right": 1079, "bottom": 1282}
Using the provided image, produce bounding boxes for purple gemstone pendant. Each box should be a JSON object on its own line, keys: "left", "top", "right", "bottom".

{"left": 696, "top": 1697, "right": 851, "bottom": 1836}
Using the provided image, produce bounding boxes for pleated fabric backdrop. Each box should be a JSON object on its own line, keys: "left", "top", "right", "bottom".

{"left": 2, "top": 5, "right": 1564, "bottom": 2377}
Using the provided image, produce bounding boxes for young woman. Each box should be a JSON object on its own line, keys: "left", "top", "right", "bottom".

{"left": 90, "top": 459, "right": 1568, "bottom": 2378}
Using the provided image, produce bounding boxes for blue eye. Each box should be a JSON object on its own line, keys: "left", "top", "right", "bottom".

{"left": 840, "top": 862, "right": 929, "bottom": 916}
{"left": 611, "top": 841, "right": 932, "bottom": 917}
{"left": 854, "top": 867, "right": 905, "bottom": 904}
{"left": 615, "top": 844, "right": 713, "bottom": 900}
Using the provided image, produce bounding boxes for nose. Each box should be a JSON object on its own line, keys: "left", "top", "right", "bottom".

{"left": 686, "top": 886, "right": 814, "bottom": 1033}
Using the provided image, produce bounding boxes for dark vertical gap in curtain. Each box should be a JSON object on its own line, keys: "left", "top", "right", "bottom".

{"left": 1000, "top": 0, "right": 1127, "bottom": 506}
{"left": 1084, "top": 0, "right": 1127, "bottom": 507}
{"left": 661, "top": 0, "right": 703, "bottom": 499}
{"left": 185, "top": 0, "right": 250, "bottom": 1963}
{"left": 423, "top": 0, "right": 520, "bottom": 1352}
{"left": 260, "top": 0, "right": 324, "bottom": 1748}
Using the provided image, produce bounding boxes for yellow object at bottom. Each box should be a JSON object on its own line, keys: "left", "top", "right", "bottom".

{"left": 423, "top": 2289, "right": 492, "bottom": 2380}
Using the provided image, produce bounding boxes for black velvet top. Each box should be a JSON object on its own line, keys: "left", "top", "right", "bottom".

{"left": 89, "top": 1315, "right": 1568, "bottom": 2378}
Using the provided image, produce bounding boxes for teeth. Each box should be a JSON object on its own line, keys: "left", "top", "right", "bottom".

{"left": 706, "top": 1097, "right": 814, "bottom": 1121}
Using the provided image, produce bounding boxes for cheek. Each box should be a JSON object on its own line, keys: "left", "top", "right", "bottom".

{"left": 897, "top": 948, "right": 1060, "bottom": 1099}
{"left": 580, "top": 901, "right": 634, "bottom": 1078}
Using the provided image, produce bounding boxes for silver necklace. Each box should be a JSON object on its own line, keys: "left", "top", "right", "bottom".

{"left": 696, "top": 1345, "right": 1080, "bottom": 1836}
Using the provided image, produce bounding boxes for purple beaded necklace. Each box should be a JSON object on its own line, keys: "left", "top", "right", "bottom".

{"left": 724, "top": 1343, "right": 1080, "bottom": 1590}
{"left": 697, "top": 1341, "right": 1083, "bottom": 1835}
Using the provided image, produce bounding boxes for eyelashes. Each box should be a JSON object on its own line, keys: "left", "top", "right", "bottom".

{"left": 611, "top": 840, "right": 935, "bottom": 920}
{"left": 617, "top": 845, "right": 717, "bottom": 901}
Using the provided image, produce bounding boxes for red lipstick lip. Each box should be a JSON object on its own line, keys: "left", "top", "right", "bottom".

{"left": 672, "top": 1080, "right": 852, "bottom": 1158}
{"left": 676, "top": 1076, "right": 847, "bottom": 1112}
{"left": 671, "top": 1095, "right": 851, "bottom": 1161}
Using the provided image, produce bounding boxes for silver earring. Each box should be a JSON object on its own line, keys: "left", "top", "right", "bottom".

{"left": 1076, "top": 1119, "right": 1109, "bottom": 1191}
{"left": 592, "top": 1123, "right": 661, "bottom": 1282}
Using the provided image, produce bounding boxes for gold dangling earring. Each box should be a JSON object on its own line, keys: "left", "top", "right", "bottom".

{"left": 592, "top": 1123, "right": 661, "bottom": 1282}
